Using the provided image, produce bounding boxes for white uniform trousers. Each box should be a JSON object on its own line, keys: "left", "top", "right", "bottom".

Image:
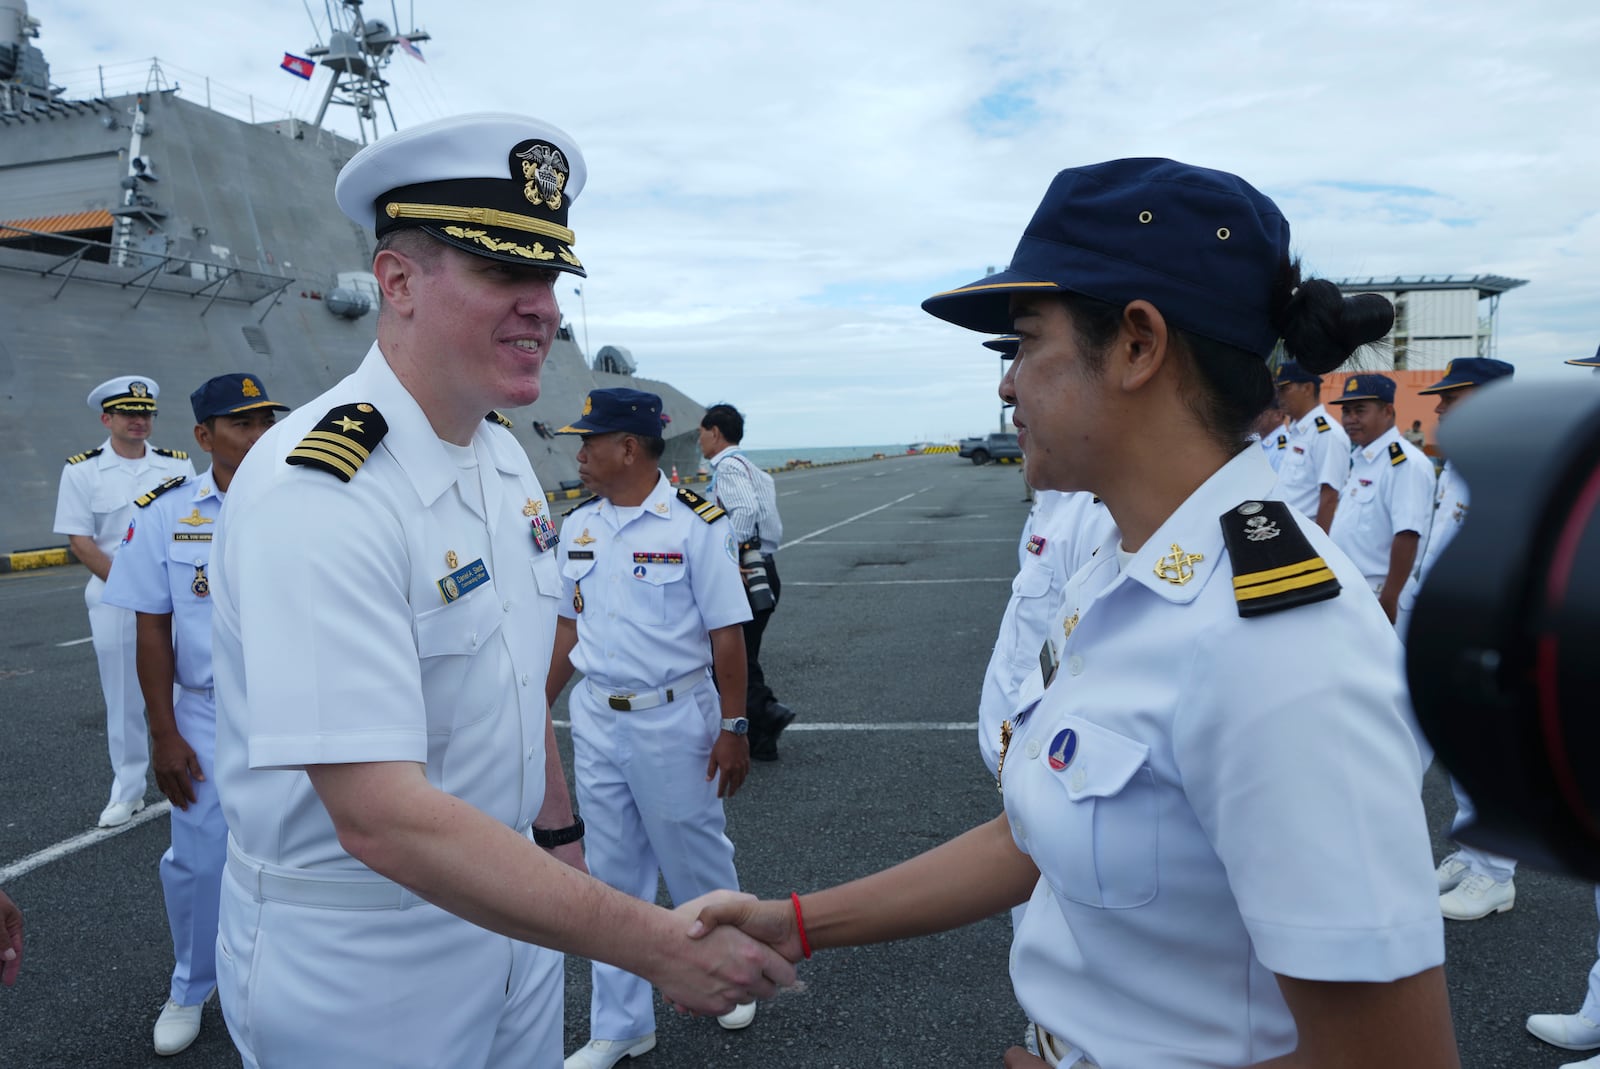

{"left": 217, "top": 853, "right": 563, "bottom": 1068}
{"left": 86, "top": 575, "right": 149, "bottom": 807}
{"left": 164, "top": 688, "right": 227, "bottom": 1005}
{"left": 1579, "top": 886, "right": 1600, "bottom": 1022}
{"left": 570, "top": 677, "right": 739, "bottom": 1041}
{"left": 1447, "top": 777, "right": 1518, "bottom": 883}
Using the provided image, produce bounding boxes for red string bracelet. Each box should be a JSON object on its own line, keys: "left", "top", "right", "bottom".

{"left": 790, "top": 892, "right": 812, "bottom": 959}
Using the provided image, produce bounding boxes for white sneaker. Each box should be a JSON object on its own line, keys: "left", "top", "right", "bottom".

{"left": 717, "top": 1001, "right": 757, "bottom": 1030}
{"left": 1560, "top": 1055, "right": 1600, "bottom": 1069}
{"left": 98, "top": 799, "right": 146, "bottom": 828}
{"left": 1439, "top": 871, "right": 1514, "bottom": 920}
{"left": 1435, "top": 853, "right": 1470, "bottom": 892}
{"left": 153, "top": 991, "right": 212, "bottom": 1056}
{"left": 1528, "top": 1011, "right": 1600, "bottom": 1051}
{"left": 563, "top": 1034, "right": 656, "bottom": 1069}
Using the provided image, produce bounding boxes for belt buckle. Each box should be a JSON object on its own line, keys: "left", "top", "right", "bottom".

{"left": 608, "top": 694, "right": 633, "bottom": 711}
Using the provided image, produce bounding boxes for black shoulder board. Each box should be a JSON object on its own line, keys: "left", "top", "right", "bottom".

{"left": 561, "top": 495, "right": 599, "bottom": 518}
{"left": 153, "top": 447, "right": 189, "bottom": 460}
{"left": 1220, "top": 500, "right": 1340, "bottom": 618}
{"left": 1275, "top": 434, "right": 1287, "bottom": 449}
{"left": 676, "top": 486, "right": 726, "bottom": 523}
{"left": 286, "top": 403, "right": 389, "bottom": 482}
{"left": 1388, "top": 441, "right": 1407, "bottom": 467}
{"left": 66, "top": 447, "right": 104, "bottom": 465}
{"left": 1314, "top": 416, "right": 1331, "bottom": 433}
{"left": 134, "top": 475, "right": 187, "bottom": 508}
{"left": 485, "top": 410, "right": 514, "bottom": 429}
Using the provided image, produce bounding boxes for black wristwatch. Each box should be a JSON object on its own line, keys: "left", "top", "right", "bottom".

{"left": 532, "top": 817, "right": 585, "bottom": 848}
{"left": 721, "top": 716, "right": 749, "bottom": 735}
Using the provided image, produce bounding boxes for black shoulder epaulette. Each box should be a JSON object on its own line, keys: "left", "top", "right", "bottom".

{"left": 485, "top": 410, "right": 514, "bottom": 429}
{"left": 1388, "top": 441, "right": 1407, "bottom": 466}
{"left": 676, "top": 486, "right": 726, "bottom": 523}
{"left": 153, "top": 447, "right": 189, "bottom": 460}
{"left": 1220, "top": 500, "right": 1340, "bottom": 618}
{"left": 561, "top": 496, "right": 599, "bottom": 518}
{"left": 66, "top": 447, "right": 103, "bottom": 465}
{"left": 1274, "top": 434, "right": 1287, "bottom": 450}
{"left": 134, "top": 475, "right": 187, "bottom": 508}
{"left": 286, "top": 403, "right": 389, "bottom": 482}
{"left": 1314, "top": 416, "right": 1331, "bottom": 433}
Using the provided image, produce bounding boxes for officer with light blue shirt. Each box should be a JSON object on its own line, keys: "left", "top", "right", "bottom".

{"left": 548, "top": 388, "right": 757, "bottom": 1069}
{"left": 101, "top": 373, "right": 287, "bottom": 1056}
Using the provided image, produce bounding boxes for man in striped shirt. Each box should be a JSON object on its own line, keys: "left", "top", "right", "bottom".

{"left": 698, "top": 404, "right": 795, "bottom": 760}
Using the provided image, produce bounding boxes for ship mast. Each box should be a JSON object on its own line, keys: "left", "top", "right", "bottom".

{"left": 304, "top": 0, "right": 428, "bottom": 145}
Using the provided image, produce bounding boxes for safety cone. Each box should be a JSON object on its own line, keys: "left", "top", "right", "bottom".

{"left": 670, "top": 464, "right": 680, "bottom": 485}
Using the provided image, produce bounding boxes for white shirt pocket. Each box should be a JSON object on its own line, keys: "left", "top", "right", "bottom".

{"left": 413, "top": 584, "right": 506, "bottom": 733}
{"left": 629, "top": 564, "right": 688, "bottom": 625}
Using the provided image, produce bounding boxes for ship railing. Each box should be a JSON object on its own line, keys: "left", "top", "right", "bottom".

{"left": 0, "top": 226, "right": 294, "bottom": 324}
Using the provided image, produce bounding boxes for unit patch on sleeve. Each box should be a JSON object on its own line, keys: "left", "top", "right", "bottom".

{"left": 286, "top": 403, "right": 389, "bottom": 482}
{"left": 1220, "top": 500, "right": 1340, "bottom": 618}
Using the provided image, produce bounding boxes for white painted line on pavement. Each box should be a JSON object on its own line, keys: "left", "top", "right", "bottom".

{"left": 0, "top": 800, "right": 171, "bottom": 883}
{"left": 780, "top": 489, "right": 929, "bottom": 549}
{"left": 55, "top": 636, "right": 94, "bottom": 647}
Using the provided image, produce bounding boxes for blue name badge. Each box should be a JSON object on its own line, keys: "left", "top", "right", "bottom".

{"left": 437, "top": 558, "right": 491, "bottom": 604}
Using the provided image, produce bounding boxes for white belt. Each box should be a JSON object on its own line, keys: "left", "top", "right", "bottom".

{"left": 226, "top": 838, "right": 421, "bottom": 911}
{"left": 586, "top": 668, "right": 709, "bottom": 711}
{"left": 1031, "top": 1024, "right": 1099, "bottom": 1069}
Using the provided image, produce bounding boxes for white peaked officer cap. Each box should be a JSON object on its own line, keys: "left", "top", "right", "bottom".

{"left": 335, "top": 113, "right": 588, "bottom": 276}
{"left": 88, "top": 375, "right": 160, "bottom": 413}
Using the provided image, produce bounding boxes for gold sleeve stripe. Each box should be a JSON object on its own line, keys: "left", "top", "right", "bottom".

{"left": 287, "top": 445, "right": 358, "bottom": 480}
{"left": 1235, "top": 566, "right": 1338, "bottom": 601}
{"left": 384, "top": 202, "right": 575, "bottom": 245}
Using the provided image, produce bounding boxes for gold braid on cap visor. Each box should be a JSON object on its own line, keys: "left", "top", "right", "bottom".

{"left": 384, "top": 202, "right": 575, "bottom": 245}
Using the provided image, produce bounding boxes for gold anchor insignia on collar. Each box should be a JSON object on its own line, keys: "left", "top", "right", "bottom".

{"left": 446, "top": 550, "right": 459, "bottom": 569}
{"left": 573, "top": 528, "right": 596, "bottom": 546}
{"left": 1062, "top": 611, "right": 1080, "bottom": 641}
{"left": 1154, "top": 544, "right": 1204, "bottom": 585}
{"left": 654, "top": 502, "right": 669, "bottom": 514}
{"left": 523, "top": 498, "right": 543, "bottom": 517}
{"left": 177, "top": 508, "right": 213, "bottom": 527}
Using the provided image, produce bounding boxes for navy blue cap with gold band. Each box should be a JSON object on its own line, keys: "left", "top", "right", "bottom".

{"left": 190, "top": 373, "right": 291, "bottom": 423}
{"left": 983, "top": 335, "right": 1021, "bottom": 359}
{"left": 335, "top": 113, "right": 587, "bottom": 276}
{"left": 88, "top": 375, "right": 160, "bottom": 414}
{"left": 1274, "top": 360, "right": 1322, "bottom": 387}
{"left": 921, "top": 158, "right": 1290, "bottom": 359}
{"left": 1418, "top": 357, "right": 1514, "bottom": 395}
{"left": 1566, "top": 343, "right": 1600, "bottom": 368}
{"left": 1330, "top": 372, "right": 1396, "bottom": 405}
{"left": 556, "top": 388, "right": 665, "bottom": 438}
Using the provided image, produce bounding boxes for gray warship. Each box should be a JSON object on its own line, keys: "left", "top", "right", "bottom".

{"left": 0, "top": 0, "right": 705, "bottom": 553}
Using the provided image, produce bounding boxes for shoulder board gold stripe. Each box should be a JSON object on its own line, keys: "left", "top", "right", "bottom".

{"left": 1235, "top": 567, "right": 1338, "bottom": 601}
{"left": 288, "top": 446, "right": 358, "bottom": 480}
{"left": 303, "top": 430, "right": 371, "bottom": 461}
{"left": 384, "top": 202, "right": 575, "bottom": 245}
{"left": 1233, "top": 557, "right": 1330, "bottom": 589}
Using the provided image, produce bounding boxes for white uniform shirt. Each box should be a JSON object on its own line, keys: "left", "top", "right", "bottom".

{"left": 556, "top": 474, "right": 751, "bottom": 690}
{"left": 1398, "top": 460, "right": 1468, "bottom": 617}
{"left": 1004, "top": 447, "right": 1442, "bottom": 1069}
{"left": 1269, "top": 404, "right": 1349, "bottom": 519}
{"left": 1328, "top": 426, "right": 1435, "bottom": 585}
{"left": 100, "top": 468, "right": 223, "bottom": 690}
{"left": 1257, "top": 430, "right": 1289, "bottom": 473}
{"left": 706, "top": 446, "right": 783, "bottom": 553}
{"left": 211, "top": 345, "right": 561, "bottom": 872}
{"left": 977, "top": 491, "right": 1113, "bottom": 776}
{"left": 54, "top": 439, "right": 195, "bottom": 557}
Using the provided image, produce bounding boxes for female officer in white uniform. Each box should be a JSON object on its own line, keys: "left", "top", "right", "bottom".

{"left": 690, "top": 158, "right": 1455, "bottom": 1069}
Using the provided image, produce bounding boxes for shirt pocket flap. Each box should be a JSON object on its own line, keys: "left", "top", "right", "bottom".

{"left": 560, "top": 556, "right": 596, "bottom": 583}
{"left": 1058, "top": 717, "right": 1150, "bottom": 802}
{"left": 167, "top": 542, "right": 210, "bottom": 567}
{"left": 413, "top": 584, "right": 504, "bottom": 658}
{"left": 530, "top": 554, "right": 561, "bottom": 598}
{"left": 1012, "top": 559, "right": 1053, "bottom": 598}
{"left": 632, "top": 564, "right": 687, "bottom": 587}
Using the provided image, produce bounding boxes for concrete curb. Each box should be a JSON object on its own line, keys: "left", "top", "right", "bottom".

{"left": 1, "top": 546, "right": 76, "bottom": 574}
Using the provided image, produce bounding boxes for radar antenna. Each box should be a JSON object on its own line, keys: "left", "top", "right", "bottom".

{"left": 303, "top": 0, "right": 429, "bottom": 144}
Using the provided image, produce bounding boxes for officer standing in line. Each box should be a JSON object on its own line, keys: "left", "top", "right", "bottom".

{"left": 1251, "top": 394, "right": 1289, "bottom": 473}
{"left": 550, "top": 387, "right": 758, "bottom": 1069}
{"left": 54, "top": 376, "right": 195, "bottom": 827}
{"left": 1269, "top": 360, "right": 1350, "bottom": 531}
{"left": 208, "top": 115, "right": 792, "bottom": 1069}
{"left": 1328, "top": 372, "right": 1435, "bottom": 623}
{"left": 696, "top": 402, "right": 794, "bottom": 760}
{"left": 1394, "top": 359, "right": 1519, "bottom": 924}
{"left": 100, "top": 373, "right": 288, "bottom": 1056}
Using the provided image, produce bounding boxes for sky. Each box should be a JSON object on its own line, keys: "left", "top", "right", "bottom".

{"left": 31, "top": 0, "right": 1600, "bottom": 447}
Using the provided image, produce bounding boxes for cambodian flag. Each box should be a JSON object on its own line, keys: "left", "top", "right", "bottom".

{"left": 281, "top": 53, "right": 315, "bottom": 80}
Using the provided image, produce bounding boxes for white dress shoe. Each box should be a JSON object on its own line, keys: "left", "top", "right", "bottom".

{"left": 1529, "top": 1011, "right": 1600, "bottom": 1051}
{"left": 1439, "top": 872, "right": 1514, "bottom": 920}
{"left": 153, "top": 991, "right": 212, "bottom": 1056}
{"left": 98, "top": 799, "right": 146, "bottom": 828}
{"left": 1561, "top": 1055, "right": 1600, "bottom": 1069}
{"left": 1435, "top": 852, "right": 1470, "bottom": 892}
{"left": 563, "top": 1034, "right": 656, "bottom": 1069}
{"left": 717, "top": 1001, "right": 757, "bottom": 1030}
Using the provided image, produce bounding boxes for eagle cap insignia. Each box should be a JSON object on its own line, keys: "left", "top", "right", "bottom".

{"left": 130, "top": 381, "right": 149, "bottom": 397}
{"left": 241, "top": 378, "right": 261, "bottom": 397}
{"left": 510, "top": 139, "right": 569, "bottom": 212}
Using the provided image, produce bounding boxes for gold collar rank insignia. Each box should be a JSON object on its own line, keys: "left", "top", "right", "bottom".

{"left": 654, "top": 502, "right": 670, "bottom": 515}
{"left": 177, "top": 508, "right": 213, "bottom": 527}
{"left": 1154, "top": 544, "right": 1204, "bottom": 585}
{"left": 446, "top": 550, "right": 459, "bottom": 569}
{"left": 573, "top": 528, "right": 596, "bottom": 546}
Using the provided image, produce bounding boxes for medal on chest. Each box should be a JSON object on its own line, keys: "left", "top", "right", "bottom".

{"left": 191, "top": 563, "right": 209, "bottom": 598}
{"left": 573, "top": 579, "right": 584, "bottom": 614}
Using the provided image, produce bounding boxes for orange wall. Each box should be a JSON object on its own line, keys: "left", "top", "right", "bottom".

{"left": 1315, "top": 370, "right": 1444, "bottom": 455}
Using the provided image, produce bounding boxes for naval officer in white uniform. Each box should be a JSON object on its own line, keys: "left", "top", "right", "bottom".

{"left": 101, "top": 372, "right": 287, "bottom": 1055}
{"left": 208, "top": 113, "right": 792, "bottom": 1069}
{"left": 690, "top": 158, "right": 1454, "bottom": 1069}
{"left": 54, "top": 375, "right": 195, "bottom": 827}
{"left": 549, "top": 388, "right": 757, "bottom": 1069}
{"left": 1269, "top": 360, "right": 1350, "bottom": 531}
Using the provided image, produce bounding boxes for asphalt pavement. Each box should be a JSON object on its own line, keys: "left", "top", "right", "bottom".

{"left": 0, "top": 453, "right": 1594, "bottom": 1068}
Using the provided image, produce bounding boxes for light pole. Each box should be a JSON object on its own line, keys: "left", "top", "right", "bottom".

{"left": 573, "top": 285, "right": 590, "bottom": 358}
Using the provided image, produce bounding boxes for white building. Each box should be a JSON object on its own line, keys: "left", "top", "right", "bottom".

{"left": 1334, "top": 275, "right": 1527, "bottom": 370}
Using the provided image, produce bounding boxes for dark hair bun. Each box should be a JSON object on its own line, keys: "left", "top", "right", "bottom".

{"left": 1278, "top": 279, "right": 1395, "bottom": 376}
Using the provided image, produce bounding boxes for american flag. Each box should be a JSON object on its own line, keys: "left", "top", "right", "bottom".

{"left": 396, "top": 36, "right": 425, "bottom": 62}
{"left": 280, "top": 53, "right": 315, "bottom": 80}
